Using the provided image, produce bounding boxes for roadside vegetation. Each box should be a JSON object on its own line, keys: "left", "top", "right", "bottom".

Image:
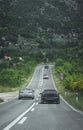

{"left": 0, "top": 59, "right": 37, "bottom": 92}
{"left": 0, "top": 0, "right": 83, "bottom": 107}
{"left": 0, "top": 98, "right": 4, "bottom": 103}
{"left": 52, "top": 58, "right": 83, "bottom": 111}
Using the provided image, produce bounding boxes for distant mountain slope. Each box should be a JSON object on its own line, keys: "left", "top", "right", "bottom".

{"left": 11, "top": 0, "right": 83, "bottom": 39}
{"left": 0, "top": 0, "right": 83, "bottom": 44}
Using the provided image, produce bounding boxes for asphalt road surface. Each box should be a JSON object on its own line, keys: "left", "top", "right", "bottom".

{"left": 0, "top": 65, "right": 83, "bottom": 130}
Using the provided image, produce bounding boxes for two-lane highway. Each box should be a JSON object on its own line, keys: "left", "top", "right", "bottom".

{"left": 0, "top": 65, "right": 83, "bottom": 130}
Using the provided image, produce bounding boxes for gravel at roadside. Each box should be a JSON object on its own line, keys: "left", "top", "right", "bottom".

{"left": 0, "top": 91, "right": 18, "bottom": 103}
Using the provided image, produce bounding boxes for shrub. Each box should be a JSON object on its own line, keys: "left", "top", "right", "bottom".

{"left": 55, "top": 58, "right": 64, "bottom": 66}
{"left": 0, "top": 68, "right": 20, "bottom": 87}
{"left": 63, "top": 62, "right": 73, "bottom": 73}
{"left": 0, "top": 60, "right": 36, "bottom": 88}
{"left": 71, "top": 78, "right": 83, "bottom": 91}
{"left": 64, "top": 74, "right": 73, "bottom": 90}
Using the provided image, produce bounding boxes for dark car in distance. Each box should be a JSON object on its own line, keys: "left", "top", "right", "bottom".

{"left": 44, "top": 65, "right": 49, "bottom": 69}
{"left": 40, "top": 89, "right": 60, "bottom": 104}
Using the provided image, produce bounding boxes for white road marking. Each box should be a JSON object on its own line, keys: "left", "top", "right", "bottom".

{"left": 36, "top": 98, "right": 38, "bottom": 101}
{"left": 31, "top": 108, "right": 35, "bottom": 111}
{"left": 38, "top": 94, "right": 40, "bottom": 97}
{"left": 36, "top": 102, "right": 38, "bottom": 105}
{"left": 61, "top": 96, "right": 83, "bottom": 115}
{"left": 40, "top": 80, "right": 43, "bottom": 87}
{"left": 3, "top": 103, "right": 35, "bottom": 130}
{"left": 18, "top": 117, "right": 27, "bottom": 124}
{"left": 51, "top": 65, "right": 83, "bottom": 115}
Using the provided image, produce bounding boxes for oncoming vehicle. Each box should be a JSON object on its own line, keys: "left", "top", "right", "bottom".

{"left": 18, "top": 88, "right": 34, "bottom": 99}
{"left": 40, "top": 89, "right": 60, "bottom": 104}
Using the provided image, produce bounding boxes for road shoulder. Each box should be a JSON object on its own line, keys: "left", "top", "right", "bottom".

{"left": 0, "top": 91, "right": 18, "bottom": 103}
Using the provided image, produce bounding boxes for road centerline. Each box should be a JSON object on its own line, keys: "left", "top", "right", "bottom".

{"left": 3, "top": 103, "right": 35, "bottom": 130}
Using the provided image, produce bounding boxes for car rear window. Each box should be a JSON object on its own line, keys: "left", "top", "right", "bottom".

{"left": 43, "top": 90, "right": 57, "bottom": 94}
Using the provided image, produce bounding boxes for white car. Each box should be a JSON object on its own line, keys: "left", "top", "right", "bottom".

{"left": 18, "top": 88, "right": 34, "bottom": 99}
{"left": 43, "top": 74, "right": 49, "bottom": 79}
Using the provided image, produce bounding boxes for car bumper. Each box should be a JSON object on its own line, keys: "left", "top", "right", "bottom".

{"left": 41, "top": 97, "right": 60, "bottom": 103}
{"left": 19, "top": 94, "right": 34, "bottom": 98}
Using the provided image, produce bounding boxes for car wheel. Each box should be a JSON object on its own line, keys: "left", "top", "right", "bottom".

{"left": 18, "top": 97, "right": 21, "bottom": 99}
{"left": 41, "top": 100, "right": 43, "bottom": 104}
{"left": 56, "top": 100, "right": 60, "bottom": 104}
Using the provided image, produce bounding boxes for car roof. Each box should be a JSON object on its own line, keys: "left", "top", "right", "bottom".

{"left": 20, "top": 88, "right": 33, "bottom": 91}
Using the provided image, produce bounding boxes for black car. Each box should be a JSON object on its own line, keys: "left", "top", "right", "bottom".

{"left": 44, "top": 65, "right": 49, "bottom": 69}
{"left": 40, "top": 89, "right": 60, "bottom": 104}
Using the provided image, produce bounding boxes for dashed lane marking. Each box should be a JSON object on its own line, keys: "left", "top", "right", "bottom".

{"left": 3, "top": 103, "right": 35, "bottom": 130}
{"left": 36, "top": 102, "right": 38, "bottom": 105}
{"left": 31, "top": 108, "right": 35, "bottom": 111}
{"left": 18, "top": 117, "right": 27, "bottom": 124}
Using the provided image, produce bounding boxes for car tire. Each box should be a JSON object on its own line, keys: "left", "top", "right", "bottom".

{"left": 56, "top": 100, "right": 60, "bottom": 104}
{"left": 18, "top": 97, "right": 21, "bottom": 99}
{"left": 41, "top": 100, "right": 43, "bottom": 104}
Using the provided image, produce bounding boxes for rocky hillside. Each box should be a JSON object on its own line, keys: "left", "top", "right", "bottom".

{"left": 0, "top": 0, "right": 83, "bottom": 61}
{"left": 12, "top": 0, "right": 83, "bottom": 39}
{"left": 0, "top": 0, "right": 83, "bottom": 42}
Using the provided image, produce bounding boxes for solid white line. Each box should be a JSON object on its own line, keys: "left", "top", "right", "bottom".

{"left": 61, "top": 95, "right": 83, "bottom": 115}
{"left": 26, "top": 66, "right": 37, "bottom": 88}
{"left": 50, "top": 66, "right": 83, "bottom": 115}
{"left": 3, "top": 103, "right": 35, "bottom": 130}
{"left": 18, "top": 117, "right": 27, "bottom": 124}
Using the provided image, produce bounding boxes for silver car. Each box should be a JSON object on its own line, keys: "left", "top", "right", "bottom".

{"left": 18, "top": 88, "right": 34, "bottom": 99}
{"left": 43, "top": 74, "right": 49, "bottom": 79}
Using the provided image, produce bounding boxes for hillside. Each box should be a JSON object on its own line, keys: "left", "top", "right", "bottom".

{"left": 11, "top": 0, "right": 83, "bottom": 39}
{"left": 0, "top": 0, "right": 83, "bottom": 60}
{"left": 0, "top": 1, "right": 83, "bottom": 110}
{"left": 0, "top": 0, "right": 83, "bottom": 41}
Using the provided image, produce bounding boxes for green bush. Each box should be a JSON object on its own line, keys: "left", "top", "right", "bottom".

{"left": 0, "top": 68, "right": 21, "bottom": 87}
{"left": 0, "top": 60, "right": 36, "bottom": 88}
{"left": 55, "top": 60, "right": 83, "bottom": 91}
{"left": 63, "top": 62, "right": 73, "bottom": 74}
{"left": 64, "top": 74, "right": 73, "bottom": 90}
{"left": 55, "top": 58, "right": 64, "bottom": 66}
{"left": 0, "top": 98, "right": 4, "bottom": 103}
{"left": 71, "top": 74, "right": 83, "bottom": 91}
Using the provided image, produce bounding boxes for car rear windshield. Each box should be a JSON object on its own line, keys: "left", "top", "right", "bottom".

{"left": 43, "top": 90, "right": 57, "bottom": 94}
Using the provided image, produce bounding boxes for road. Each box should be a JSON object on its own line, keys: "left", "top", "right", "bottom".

{"left": 0, "top": 65, "right": 83, "bottom": 130}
